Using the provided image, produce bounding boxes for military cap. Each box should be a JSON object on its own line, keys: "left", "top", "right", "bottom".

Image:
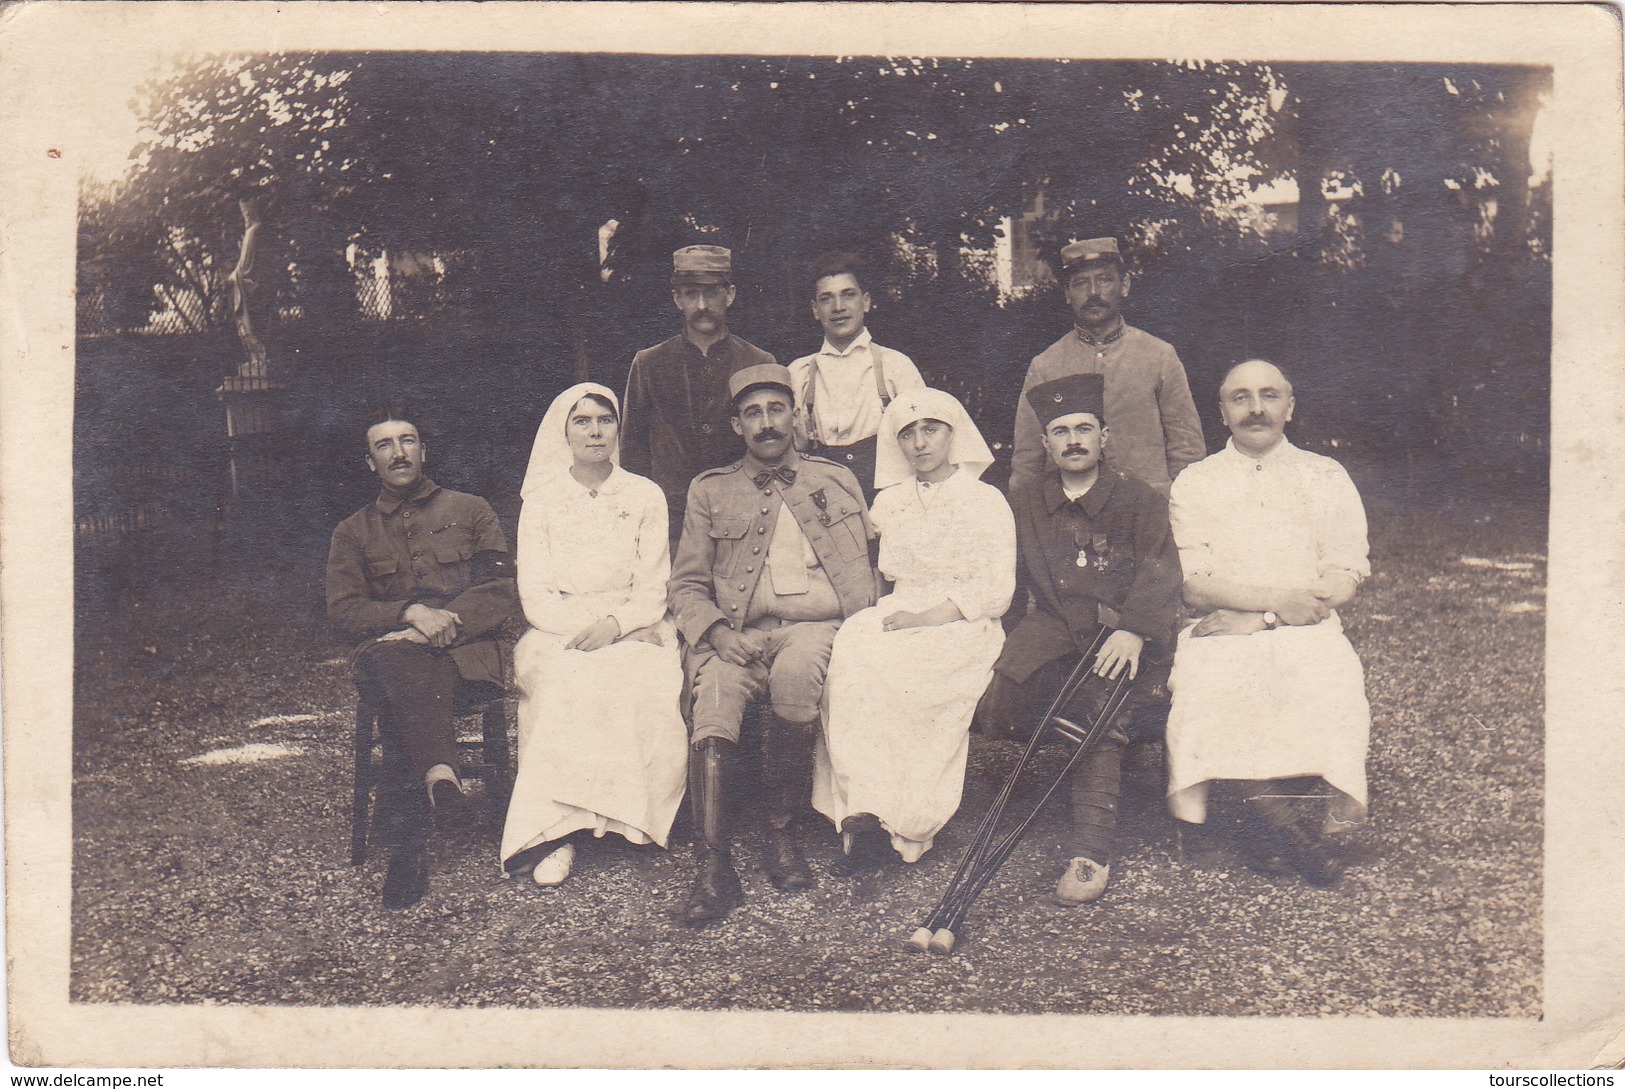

{"left": 1027, "top": 373, "right": 1105, "bottom": 428}
{"left": 671, "top": 245, "right": 733, "bottom": 285}
{"left": 728, "top": 362, "right": 795, "bottom": 405}
{"left": 1060, "top": 237, "right": 1122, "bottom": 272}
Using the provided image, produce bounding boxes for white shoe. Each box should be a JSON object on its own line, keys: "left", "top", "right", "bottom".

{"left": 532, "top": 843, "right": 575, "bottom": 886}
{"left": 1054, "top": 857, "right": 1111, "bottom": 904}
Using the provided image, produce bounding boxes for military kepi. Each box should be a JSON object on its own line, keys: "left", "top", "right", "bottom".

{"left": 1060, "top": 237, "right": 1122, "bottom": 272}
{"left": 1027, "top": 372, "right": 1105, "bottom": 428}
{"left": 728, "top": 362, "right": 795, "bottom": 404}
{"left": 671, "top": 244, "right": 733, "bottom": 285}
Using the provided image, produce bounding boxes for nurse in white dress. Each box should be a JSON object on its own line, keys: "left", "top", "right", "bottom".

{"left": 814, "top": 388, "right": 1016, "bottom": 872}
{"left": 500, "top": 383, "right": 688, "bottom": 886}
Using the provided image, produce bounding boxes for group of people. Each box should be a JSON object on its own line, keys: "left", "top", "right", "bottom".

{"left": 326, "top": 238, "right": 1372, "bottom": 920}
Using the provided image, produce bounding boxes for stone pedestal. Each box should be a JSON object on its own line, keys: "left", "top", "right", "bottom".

{"left": 216, "top": 371, "right": 290, "bottom": 497}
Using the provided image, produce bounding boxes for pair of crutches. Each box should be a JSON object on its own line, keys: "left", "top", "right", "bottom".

{"left": 907, "top": 628, "right": 1137, "bottom": 954}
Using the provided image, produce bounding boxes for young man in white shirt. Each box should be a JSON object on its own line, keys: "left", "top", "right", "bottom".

{"left": 788, "top": 252, "right": 925, "bottom": 502}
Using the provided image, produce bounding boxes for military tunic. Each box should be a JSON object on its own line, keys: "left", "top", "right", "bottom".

{"left": 669, "top": 451, "right": 876, "bottom": 743}
{"left": 995, "top": 467, "right": 1182, "bottom": 686}
{"left": 620, "top": 332, "right": 776, "bottom": 544}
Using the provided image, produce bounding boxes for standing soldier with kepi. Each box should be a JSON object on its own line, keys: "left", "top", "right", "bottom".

{"left": 789, "top": 251, "right": 925, "bottom": 502}
{"left": 668, "top": 363, "right": 877, "bottom": 925}
{"left": 1009, "top": 237, "right": 1204, "bottom": 496}
{"left": 622, "top": 245, "right": 776, "bottom": 548}
{"left": 981, "top": 373, "right": 1182, "bottom": 904}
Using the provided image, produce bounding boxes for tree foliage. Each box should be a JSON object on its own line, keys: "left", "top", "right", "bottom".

{"left": 77, "top": 52, "right": 1551, "bottom": 487}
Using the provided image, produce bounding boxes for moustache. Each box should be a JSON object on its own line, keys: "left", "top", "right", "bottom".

{"left": 1062, "top": 445, "right": 1089, "bottom": 458}
{"left": 1240, "top": 414, "right": 1272, "bottom": 427}
{"left": 751, "top": 428, "right": 786, "bottom": 443}
{"left": 389, "top": 459, "right": 412, "bottom": 470}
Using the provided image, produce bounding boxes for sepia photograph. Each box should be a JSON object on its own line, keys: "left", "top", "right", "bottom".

{"left": 3, "top": 0, "right": 1622, "bottom": 1070}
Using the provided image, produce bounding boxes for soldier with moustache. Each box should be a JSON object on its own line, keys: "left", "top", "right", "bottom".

{"left": 326, "top": 409, "right": 518, "bottom": 908}
{"left": 668, "top": 364, "right": 877, "bottom": 925}
{"left": 621, "top": 245, "right": 776, "bottom": 549}
{"left": 981, "top": 373, "right": 1182, "bottom": 905}
{"left": 1009, "top": 237, "right": 1204, "bottom": 497}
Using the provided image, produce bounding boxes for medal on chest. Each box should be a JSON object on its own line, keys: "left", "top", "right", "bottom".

{"left": 1073, "top": 527, "right": 1113, "bottom": 571}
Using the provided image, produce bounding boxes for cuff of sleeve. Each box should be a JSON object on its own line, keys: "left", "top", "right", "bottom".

{"left": 947, "top": 591, "right": 984, "bottom": 624}
{"left": 679, "top": 606, "right": 729, "bottom": 647}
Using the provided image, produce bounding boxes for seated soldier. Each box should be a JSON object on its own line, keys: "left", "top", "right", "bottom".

{"left": 979, "top": 373, "right": 1182, "bottom": 904}
{"left": 668, "top": 363, "right": 877, "bottom": 925}
{"left": 326, "top": 408, "right": 518, "bottom": 909}
{"left": 1165, "top": 359, "right": 1372, "bottom": 887}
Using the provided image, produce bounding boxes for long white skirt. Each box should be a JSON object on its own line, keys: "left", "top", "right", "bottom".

{"left": 1165, "top": 614, "right": 1370, "bottom": 827}
{"left": 813, "top": 598, "right": 1004, "bottom": 862}
{"left": 499, "top": 624, "right": 688, "bottom": 867}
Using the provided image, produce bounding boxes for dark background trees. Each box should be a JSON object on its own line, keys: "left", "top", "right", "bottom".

{"left": 75, "top": 53, "right": 1551, "bottom": 569}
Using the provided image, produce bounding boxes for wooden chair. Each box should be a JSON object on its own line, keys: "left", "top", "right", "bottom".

{"left": 350, "top": 680, "right": 514, "bottom": 865}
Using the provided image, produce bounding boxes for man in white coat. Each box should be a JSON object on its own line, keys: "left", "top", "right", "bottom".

{"left": 1164, "top": 359, "right": 1372, "bottom": 887}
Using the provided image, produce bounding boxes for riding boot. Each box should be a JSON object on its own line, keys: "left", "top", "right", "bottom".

{"left": 683, "top": 738, "right": 744, "bottom": 925}
{"left": 761, "top": 716, "right": 816, "bottom": 891}
{"left": 1240, "top": 777, "right": 1343, "bottom": 888}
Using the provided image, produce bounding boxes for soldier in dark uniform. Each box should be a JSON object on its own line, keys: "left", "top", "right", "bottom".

{"left": 621, "top": 245, "right": 776, "bottom": 549}
{"left": 981, "top": 373, "right": 1182, "bottom": 905}
{"left": 668, "top": 364, "right": 877, "bottom": 925}
{"left": 326, "top": 410, "right": 518, "bottom": 908}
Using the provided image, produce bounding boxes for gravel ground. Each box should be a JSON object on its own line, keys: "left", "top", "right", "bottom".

{"left": 70, "top": 498, "right": 1543, "bottom": 1015}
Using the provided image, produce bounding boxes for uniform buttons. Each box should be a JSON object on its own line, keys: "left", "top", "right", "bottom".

{"left": 752, "top": 546, "right": 761, "bottom": 555}
{"left": 746, "top": 566, "right": 755, "bottom": 573}
{"left": 407, "top": 532, "right": 415, "bottom": 540}
{"left": 844, "top": 453, "right": 854, "bottom": 461}
{"left": 738, "top": 583, "right": 747, "bottom": 591}
{"left": 729, "top": 604, "right": 739, "bottom": 611}
{"left": 760, "top": 507, "right": 769, "bottom": 515}
{"left": 757, "top": 526, "right": 766, "bottom": 534}
{"left": 1097, "top": 351, "right": 1105, "bottom": 359}
{"left": 1256, "top": 464, "right": 1263, "bottom": 472}
{"left": 412, "top": 551, "right": 422, "bottom": 559}
{"left": 702, "top": 424, "right": 713, "bottom": 434}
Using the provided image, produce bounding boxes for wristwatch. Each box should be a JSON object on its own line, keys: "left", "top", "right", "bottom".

{"left": 1262, "top": 611, "right": 1279, "bottom": 629}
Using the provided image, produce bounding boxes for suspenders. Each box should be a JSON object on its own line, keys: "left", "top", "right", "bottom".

{"left": 803, "top": 341, "right": 892, "bottom": 446}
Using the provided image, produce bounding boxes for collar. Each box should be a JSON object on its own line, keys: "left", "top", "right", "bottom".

{"left": 566, "top": 463, "right": 626, "bottom": 496}
{"left": 741, "top": 450, "right": 800, "bottom": 481}
{"left": 1222, "top": 435, "right": 1296, "bottom": 466}
{"left": 1074, "top": 318, "right": 1127, "bottom": 347}
{"left": 819, "top": 328, "right": 874, "bottom": 359}
{"left": 1043, "top": 467, "right": 1117, "bottom": 517}
{"left": 375, "top": 476, "right": 439, "bottom": 514}
{"left": 681, "top": 329, "right": 735, "bottom": 357}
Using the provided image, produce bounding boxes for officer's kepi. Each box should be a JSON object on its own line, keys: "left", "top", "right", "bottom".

{"left": 729, "top": 363, "right": 795, "bottom": 407}
{"left": 1027, "top": 372, "right": 1105, "bottom": 429}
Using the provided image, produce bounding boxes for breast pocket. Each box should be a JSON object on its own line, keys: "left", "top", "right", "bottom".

{"left": 364, "top": 552, "right": 400, "bottom": 582}
{"left": 824, "top": 506, "right": 867, "bottom": 562}
{"left": 708, "top": 517, "right": 749, "bottom": 576}
{"left": 428, "top": 523, "right": 475, "bottom": 565}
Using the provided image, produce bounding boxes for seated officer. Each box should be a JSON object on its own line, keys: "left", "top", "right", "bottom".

{"left": 980, "top": 373, "right": 1181, "bottom": 905}
{"left": 668, "top": 364, "right": 877, "bottom": 925}
{"left": 326, "top": 408, "right": 518, "bottom": 909}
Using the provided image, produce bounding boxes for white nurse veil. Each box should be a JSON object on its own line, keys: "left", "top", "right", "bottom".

{"left": 521, "top": 382, "right": 621, "bottom": 500}
{"left": 873, "top": 387, "right": 996, "bottom": 490}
